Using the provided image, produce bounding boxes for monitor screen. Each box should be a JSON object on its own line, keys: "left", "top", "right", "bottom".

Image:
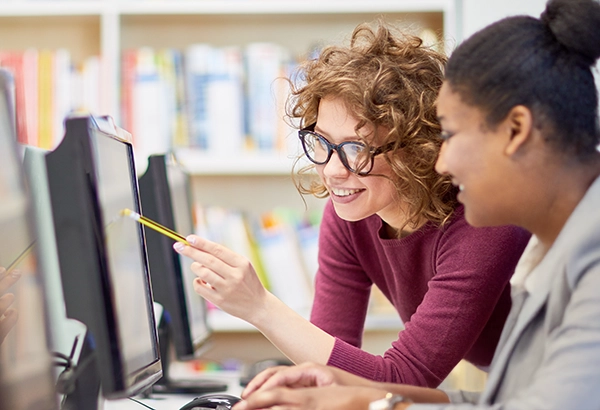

{"left": 0, "top": 69, "right": 58, "bottom": 410}
{"left": 93, "top": 125, "right": 159, "bottom": 375}
{"left": 45, "top": 115, "right": 161, "bottom": 399}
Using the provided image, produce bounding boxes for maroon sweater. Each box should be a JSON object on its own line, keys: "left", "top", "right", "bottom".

{"left": 310, "top": 200, "right": 530, "bottom": 387}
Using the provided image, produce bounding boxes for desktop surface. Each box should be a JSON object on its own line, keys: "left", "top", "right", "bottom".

{"left": 103, "top": 371, "right": 242, "bottom": 410}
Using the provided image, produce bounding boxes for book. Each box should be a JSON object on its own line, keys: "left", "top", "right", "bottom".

{"left": 53, "top": 48, "right": 72, "bottom": 148}
{"left": 185, "top": 44, "right": 245, "bottom": 154}
{"left": 169, "top": 49, "right": 190, "bottom": 148}
{"left": 256, "top": 209, "right": 314, "bottom": 313}
{"left": 184, "top": 44, "right": 214, "bottom": 150}
{"left": 23, "top": 48, "right": 39, "bottom": 146}
{"left": 37, "top": 49, "right": 54, "bottom": 149}
{"left": 131, "top": 47, "right": 171, "bottom": 170}
{"left": 0, "top": 51, "right": 28, "bottom": 144}
{"left": 120, "top": 49, "right": 138, "bottom": 137}
{"left": 197, "top": 205, "right": 270, "bottom": 290}
{"left": 244, "top": 43, "right": 288, "bottom": 152}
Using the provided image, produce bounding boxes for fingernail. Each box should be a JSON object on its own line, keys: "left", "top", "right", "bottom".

{"left": 187, "top": 235, "right": 196, "bottom": 245}
{"left": 232, "top": 400, "right": 247, "bottom": 410}
{"left": 173, "top": 242, "right": 185, "bottom": 252}
{"left": 10, "top": 270, "right": 21, "bottom": 279}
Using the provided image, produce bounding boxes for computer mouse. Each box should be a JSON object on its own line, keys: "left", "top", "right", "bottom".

{"left": 179, "top": 393, "right": 241, "bottom": 410}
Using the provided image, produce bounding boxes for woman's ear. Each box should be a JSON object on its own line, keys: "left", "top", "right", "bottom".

{"left": 504, "top": 105, "right": 534, "bottom": 156}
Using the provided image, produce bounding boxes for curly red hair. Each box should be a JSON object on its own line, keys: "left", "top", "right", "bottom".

{"left": 290, "top": 19, "right": 457, "bottom": 228}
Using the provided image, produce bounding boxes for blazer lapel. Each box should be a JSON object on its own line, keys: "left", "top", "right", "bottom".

{"left": 479, "top": 251, "right": 560, "bottom": 403}
{"left": 479, "top": 175, "right": 600, "bottom": 405}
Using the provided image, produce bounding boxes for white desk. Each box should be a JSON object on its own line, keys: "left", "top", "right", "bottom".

{"left": 104, "top": 394, "right": 202, "bottom": 410}
{"left": 103, "top": 371, "right": 243, "bottom": 410}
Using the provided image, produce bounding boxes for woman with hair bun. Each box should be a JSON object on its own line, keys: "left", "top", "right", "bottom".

{"left": 232, "top": 0, "right": 600, "bottom": 408}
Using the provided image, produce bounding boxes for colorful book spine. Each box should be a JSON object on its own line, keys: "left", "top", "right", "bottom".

{"left": 0, "top": 48, "right": 100, "bottom": 148}
{"left": 244, "top": 43, "right": 288, "bottom": 152}
{"left": 0, "top": 51, "right": 27, "bottom": 144}
{"left": 185, "top": 44, "right": 213, "bottom": 150}
{"left": 23, "top": 48, "right": 39, "bottom": 147}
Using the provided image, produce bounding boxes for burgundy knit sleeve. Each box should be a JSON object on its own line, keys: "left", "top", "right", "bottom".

{"left": 326, "top": 218, "right": 530, "bottom": 387}
{"left": 309, "top": 200, "right": 373, "bottom": 348}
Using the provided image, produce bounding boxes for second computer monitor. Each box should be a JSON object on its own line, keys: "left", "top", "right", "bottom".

{"left": 139, "top": 154, "right": 210, "bottom": 360}
{"left": 139, "top": 154, "right": 228, "bottom": 394}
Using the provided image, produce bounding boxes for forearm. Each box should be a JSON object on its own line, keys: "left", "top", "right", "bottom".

{"left": 248, "top": 292, "right": 336, "bottom": 364}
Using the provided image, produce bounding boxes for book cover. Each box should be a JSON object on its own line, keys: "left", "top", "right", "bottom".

{"left": 23, "top": 48, "right": 39, "bottom": 146}
{"left": 0, "top": 51, "right": 28, "bottom": 145}
{"left": 244, "top": 43, "right": 287, "bottom": 152}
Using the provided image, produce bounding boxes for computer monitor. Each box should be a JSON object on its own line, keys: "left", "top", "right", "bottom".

{"left": 138, "top": 153, "right": 226, "bottom": 394}
{"left": 0, "top": 69, "right": 58, "bottom": 410}
{"left": 45, "top": 115, "right": 162, "bottom": 401}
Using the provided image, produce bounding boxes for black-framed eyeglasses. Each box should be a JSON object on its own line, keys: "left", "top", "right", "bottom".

{"left": 298, "top": 123, "right": 396, "bottom": 176}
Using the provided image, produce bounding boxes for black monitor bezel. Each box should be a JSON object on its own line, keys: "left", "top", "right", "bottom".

{"left": 45, "top": 115, "right": 162, "bottom": 399}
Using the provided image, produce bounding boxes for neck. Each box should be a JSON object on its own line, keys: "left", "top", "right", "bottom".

{"left": 383, "top": 215, "right": 428, "bottom": 239}
{"left": 521, "top": 161, "right": 600, "bottom": 249}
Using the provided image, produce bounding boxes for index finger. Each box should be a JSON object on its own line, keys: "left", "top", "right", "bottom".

{"left": 184, "top": 235, "right": 247, "bottom": 267}
{"left": 236, "top": 387, "right": 300, "bottom": 410}
{"left": 242, "top": 366, "right": 286, "bottom": 398}
{"left": 254, "top": 365, "right": 335, "bottom": 394}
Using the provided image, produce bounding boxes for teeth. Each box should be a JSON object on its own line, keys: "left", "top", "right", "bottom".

{"left": 331, "top": 188, "right": 361, "bottom": 197}
{"left": 459, "top": 184, "right": 464, "bottom": 192}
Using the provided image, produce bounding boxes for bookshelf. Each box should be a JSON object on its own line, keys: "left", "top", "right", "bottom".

{"left": 0, "top": 0, "right": 457, "bottom": 148}
{"left": 0, "top": 0, "right": 456, "bottom": 363}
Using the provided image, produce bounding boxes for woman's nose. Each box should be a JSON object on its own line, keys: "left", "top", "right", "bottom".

{"left": 435, "top": 142, "right": 448, "bottom": 175}
{"left": 322, "top": 150, "right": 351, "bottom": 178}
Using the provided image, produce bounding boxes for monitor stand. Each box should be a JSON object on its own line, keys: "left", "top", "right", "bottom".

{"left": 61, "top": 332, "right": 101, "bottom": 410}
{"left": 151, "top": 313, "right": 228, "bottom": 395}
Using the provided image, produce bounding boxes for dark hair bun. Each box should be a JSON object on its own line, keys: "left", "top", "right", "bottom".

{"left": 540, "top": 0, "right": 600, "bottom": 65}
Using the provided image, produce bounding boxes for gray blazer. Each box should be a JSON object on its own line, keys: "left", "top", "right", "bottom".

{"left": 416, "top": 174, "right": 600, "bottom": 410}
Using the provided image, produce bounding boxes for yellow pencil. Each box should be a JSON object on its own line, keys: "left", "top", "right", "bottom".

{"left": 121, "top": 208, "right": 190, "bottom": 246}
{"left": 5, "top": 242, "right": 35, "bottom": 274}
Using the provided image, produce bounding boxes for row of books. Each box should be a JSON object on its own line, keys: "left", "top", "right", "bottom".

{"left": 0, "top": 43, "right": 303, "bottom": 161}
{"left": 1, "top": 31, "right": 441, "bottom": 162}
{"left": 194, "top": 204, "right": 321, "bottom": 313}
{"left": 121, "top": 44, "right": 301, "bottom": 165}
{"left": 0, "top": 49, "right": 102, "bottom": 149}
{"left": 193, "top": 204, "right": 399, "bottom": 317}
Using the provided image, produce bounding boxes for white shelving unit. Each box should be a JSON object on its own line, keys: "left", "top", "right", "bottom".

{"left": 0, "top": 0, "right": 458, "bottom": 174}
{"left": 208, "top": 307, "right": 403, "bottom": 333}
{"left": 174, "top": 147, "right": 301, "bottom": 175}
{"left": 1, "top": 0, "right": 455, "bottom": 358}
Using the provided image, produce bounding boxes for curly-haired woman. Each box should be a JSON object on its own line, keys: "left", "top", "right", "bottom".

{"left": 174, "top": 20, "right": 530, "bottom": 387}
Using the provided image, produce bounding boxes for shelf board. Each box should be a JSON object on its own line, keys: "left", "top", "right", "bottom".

{"left": 173, "top": 147, "right": 303, "bottom": 176}
{"left": 208, "top": 309, "right": 403, "bottom": 333}
{"left": 0, "top": 0, "right": 454, "bottom": 16}
{"left": 0, "top": 1, "right": 104, "bottom": 16}
{"left": 117, "top": 0, "right": 453, "bottom": 15}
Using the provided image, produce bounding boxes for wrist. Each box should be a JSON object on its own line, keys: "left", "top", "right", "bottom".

{"left": 369, "top": 392, "right": 413, "bottom": 410}
{"left": 246, "top": 291, "right": 282, "bottom": 327}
